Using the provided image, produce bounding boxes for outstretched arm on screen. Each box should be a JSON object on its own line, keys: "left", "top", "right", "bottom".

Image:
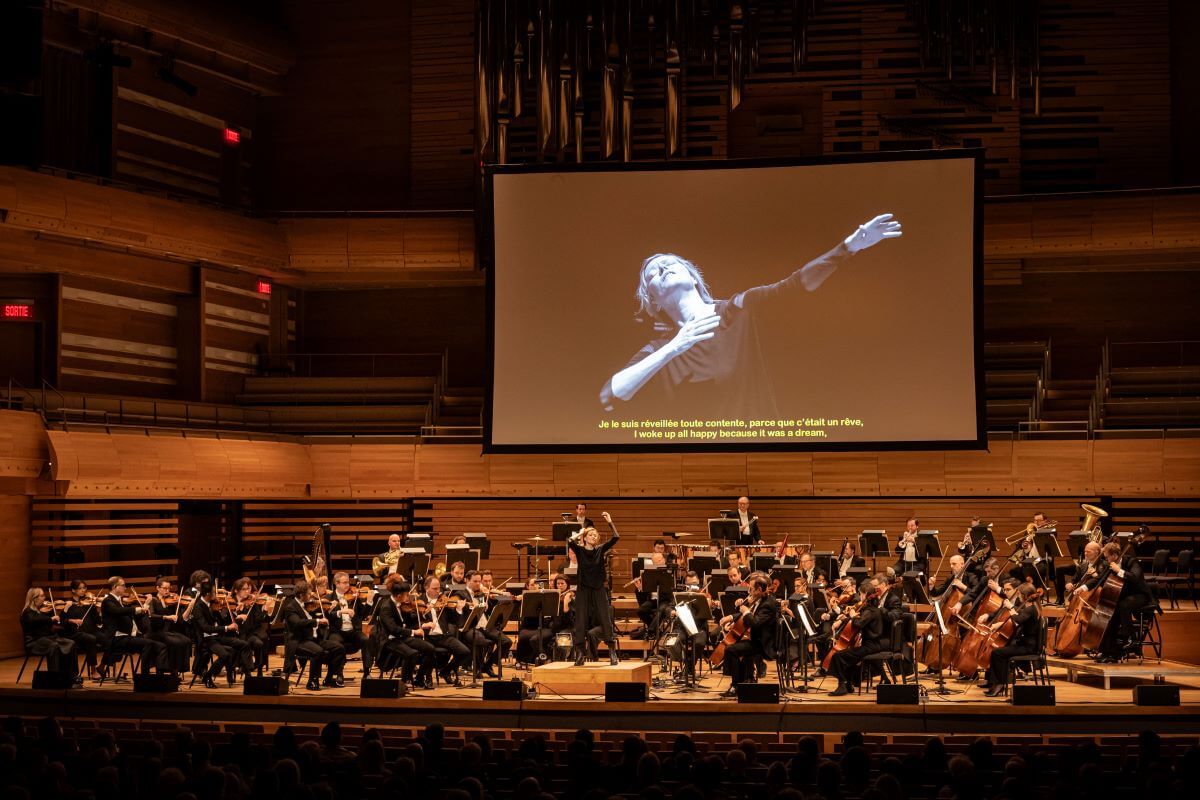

{"left": 600, "top": 314, "right": 720, "bottom": 407}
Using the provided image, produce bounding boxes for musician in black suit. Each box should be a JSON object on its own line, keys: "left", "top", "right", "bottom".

{"left": 729, "top": 496, "right": 761, "bottom": 545}
{"left": 981, "top": 579, "right": 1042, "bottom": 695}
{"left": 229, "top": 577, "right": 270, "bottom": 675}
{"left": 1063, "top": 541, "right": 1104, "bottom": 595}
{"left": 827, "top": 578, "right": 886, "bottom": 696}
{"left": 100, "top": 576, "right": 166, "bottom": 676}
{"left": 419, "top": 575, "right": 471, "bottom": 684}
{"left": 372, "top": 577, "right": 421, "bottom": 683}
{"left": 928, "top": 555, "right": 979, "bottom": 600}
{"left": 893, "top": 517, "right": 926, "bottom": 577}
{"left": 570, "top": 502, "right": 595, "bottom": 530}
{"left": 797, "top": 551, "right": 827, "bottom": 589}
{"left": 716, "top": 575, "right": 778, "bottom": 695}
{"left": 146, "top": 578, "right": 192, "bottom": 675}
{"left": 282, "top": 581, "right": 346, "bottom": 691}
{"left": 191, "top": 582, "right": 240, "bottom": 688}
{"left": 1083, "top": 541, "right": 1152, "bottom": 663}
{"left": 835, "top": 541, "right": 867, "bottom": 579}
{"left": 20, "top": 588, "right": 80, "bottom": 683}
{"left": 323, "top": 572, "right": 374, "bottom": 679}
{"left": 61, "top": 579, "right": 101, "bottom": 674}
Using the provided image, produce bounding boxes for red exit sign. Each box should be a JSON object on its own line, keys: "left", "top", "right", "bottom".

{"left": 3, "top": 303, "right": 33, "bottom": 319}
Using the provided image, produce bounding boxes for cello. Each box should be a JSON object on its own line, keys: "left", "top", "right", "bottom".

{"left": 709, "top": 594, "right": 759, "bottom": 669}
{"left": 951, "top": 583, "right": 1004, "bottom": 676}
{"left": 821, "top": 584, "right": 880, "bottom": 672}
{"left": 916, "top": 542, "right": 988, "bottom": 670}
{"left": 972, "top": 588, "right": 1044, "bottom": 672}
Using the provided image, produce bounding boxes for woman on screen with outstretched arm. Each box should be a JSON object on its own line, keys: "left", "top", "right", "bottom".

{"left": 598, "top": 214, "right": 902, "bottom": 417}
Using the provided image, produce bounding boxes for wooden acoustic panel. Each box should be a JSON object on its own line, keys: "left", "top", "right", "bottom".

{"left": 0, "top": 496, "right": 31, "bottom": 657}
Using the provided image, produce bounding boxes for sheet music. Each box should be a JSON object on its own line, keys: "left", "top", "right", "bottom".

{"left": 796, "top": 602, "right": 816, "bottom": 637}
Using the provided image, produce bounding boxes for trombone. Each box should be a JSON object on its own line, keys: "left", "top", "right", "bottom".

{"left": 1003, "top": 519, "right": 1058, "bottom": 545}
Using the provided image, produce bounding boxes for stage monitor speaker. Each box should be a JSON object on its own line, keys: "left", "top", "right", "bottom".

{"left": 736, "top": 683, "right": 779, "bottom": 704}
{"left": 134, "top": 674, "right": 180, "bottom": 693}
{"left": 1133, "top": 685, "right": 1180, "bottom": 706}
{"left": 605, "top": 682, "right": 648, "bottom": 702}
{"left": 482, "top": 680, "right": 530, "bottom": 700}
{"left": 1012, "top": 685, "right": 1055, "bottom": 706}
{"left": 32, "top": 671, "right": 75, "bottom": 690}
{"left": 361, "top": 678, "right": 405, "bottom": 699}
{"left": 876, "top": 683, "right": 920, "bottom": 705}
{"left": 244, "top": 676, "right": 290, "bottom": 696}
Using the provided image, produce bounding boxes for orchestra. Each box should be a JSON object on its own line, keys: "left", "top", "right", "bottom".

{"left": 15, "top": 503, "right": 1161, "bottom": 704}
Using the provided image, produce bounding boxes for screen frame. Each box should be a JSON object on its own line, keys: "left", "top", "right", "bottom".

{"left": 483, "top": 149, "right": 986, "bottom": 454}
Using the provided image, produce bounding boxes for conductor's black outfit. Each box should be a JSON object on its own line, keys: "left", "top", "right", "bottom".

{"left": 568, "top": 521, "right": 620, "bottom": 661}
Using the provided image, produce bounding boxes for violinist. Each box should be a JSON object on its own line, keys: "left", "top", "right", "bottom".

{"left": 421, "top": 575, "right": 471, "bottom": 684}
{"left": 1082, "top": 541, "right": 1152, "bottom": 664}
{"left": 716, "top": 575, "right": 778, "bottom": 696}
{"left": 191, "top": 582, "right": 241, "bottom": 688}
{"left": 324, "top": 572, "right": 374, "bottom": 678}
{"left": 567, "top": 511, "right": 621, "bottom": 666}
{"left": 281, "top": 580, "right": 346, "bottom": 690}
{"left": 20, "top": 588, "right": 81, "bottom": 684}
{"left": 372, "top": 576, "right": 436, "bottom": 689}
{"left": 827, "top": 577, "right": 886, "bottom": 696}
{"left": 210, "top": 589, "right": 254, "bottom": 683}
{"left": 443, "top": 561, "right": 469, "bottom": 596}
{"left": 146, "top": 577, "right": 192, "bottom": 675}
{"left": 60, "top": 579, "right": 101, "bottom": 675}
{"left": 100, "top": 576, "right": 166, "bottom": 676}
{"left": 798, "top": 552, "right": 827, "bottom": 589}
{"left": 229, "top": 577, "right": 269, "bottom": 675}
{"left": 878, "top": 571, "right": 909, "bottom": 627}
{"left": 980, "top": 579, "right": 1041, "bottom": 696}
{"left": 463, "top": 569, "right": 513, "bottom": 676}
{"left": 836, "top": 541, "right": 866, "bottom": 579}
{"left": 893, "top": 517, "right": 925, "bottom": 576}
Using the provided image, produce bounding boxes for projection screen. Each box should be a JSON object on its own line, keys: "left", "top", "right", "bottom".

{"left": 487, "top": 151, "right": 983, "bottom": 452}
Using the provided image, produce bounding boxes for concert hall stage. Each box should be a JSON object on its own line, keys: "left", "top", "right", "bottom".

{"left": 3, "top": 657, "right": 1198, "bottom": 737}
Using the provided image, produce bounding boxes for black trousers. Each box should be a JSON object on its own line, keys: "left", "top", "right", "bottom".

{"left": 464, "top": 627, "right": 510, "bottom": 670}
{"left": 108, "top": 634, "right": 166, "bottom": 674}
{"left": 722, "top": 640, "right": 762, "bottom": 685}
{"left": 1100, "top": 592, "right": 1151, "bottom": 655}
{"left": 67, "top": 629, "right": 99, "bottom": 668}
{"left": 216, "top": 634, "right": 254, "bottom": 675}
{"left": 427, "top": 632, "right": 471, "bottom": 672}
{"left": 30, "top": 636, "right": 77, "bottom": 674}
{"left": 985, "top": 643, "right": 1036, "bottom": 686}
{"left": 240, "top": 633, "right": 268, "bottom": 674}
{"left": 574, "top": 585, "right": 614, "bottom": 653}
{"left": 149, "top": 631, "right": 192, "bottom": 674}
{"left": 517, "top": 627, "right": 553, "bottom": 663}
{"left": 828, "top": 641, "right": 886, "bottom": 687}
{"left": 329, "top": 628, "right": 373, "bottom": 674}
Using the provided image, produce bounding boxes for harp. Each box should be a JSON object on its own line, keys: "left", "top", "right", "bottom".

{"left": 302, "top": 523, "right": 332, "bottom": 587}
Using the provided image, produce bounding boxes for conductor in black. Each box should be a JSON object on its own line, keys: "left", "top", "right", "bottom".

{"left": 568, "top": 511, "right": 621, "bottom": 665}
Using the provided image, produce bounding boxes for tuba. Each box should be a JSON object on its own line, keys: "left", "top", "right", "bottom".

{"left": 1080, "top": 503, "right": 1109, "bottom": 544}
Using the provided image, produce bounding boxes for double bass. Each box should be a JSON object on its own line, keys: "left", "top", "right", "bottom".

{"left": 1053, "top": 533, "right": 1144, "bottom": 657}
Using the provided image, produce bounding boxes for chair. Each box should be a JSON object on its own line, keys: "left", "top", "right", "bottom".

{"left": 858, "top": 618, "right": 909, "bottom": 694}
{"left": 97, "top": 641, "right": 140, "bottom": 686}
{"left": 1144, "top": 549, "right": 1173, "bottom": 607}
{"left": 1154, "top": 550, "right": 1194, "bottom": 610}
{"left": 1127, "top": 604, "right": 1163, "bottom": 661}
{"left": 1007, "top": 617, "right": 1050, "bottom": 695}
{"left": 15, "top": 646, "right": 46, "bottom": 685}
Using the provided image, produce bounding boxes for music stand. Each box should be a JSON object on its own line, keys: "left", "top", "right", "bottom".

{"left": 670, "top": 591, "right": 711, "bottom": 692}
{"left": 709, "top": 518, "right": 740, "bottom": 543}
{"left": 916, "top": 531, "right": 942, "bottom": 568}
{"left": 720, "top": 587, "right": 749, "bottom": 617}
{"left": 770, "top": 565, "right": 798, "bottom": 597}
{"left": 631, "top": 554, "right": 658, "bottom": 579}
{"left": 706, "top": 573, "right": 731, "bottom": 597}
{"left": 461, "top": 603, "right": 488, "bottom": 686}
{"left": 688, "top": 553, "right": 721, "bottom": 582}
{"left": 464, "top": 533, "right": 490, "bottom": 559}
{"left": 902, "top": 573, "right": 931, "bottom": 604}
{"left": 520, "top": 590, "right": 560, "bottom": 664}
{"left": 1066, "top": 531, "right": 1090, "bottom": 562}
{"left": 859, "top": 530, "right": 889, "bottom": 574}
{"left": 969, "top": 524, "right": 996, "bottom": 552}
{"left": 552, "top": 522, "right": 581, "bottom": 542}
{"left": 406, "top": 533, "right": 433, "bottom": 554}
{"left": 485, "top": 600, "right": 516, "bottom": 678}
{"left": 395, "top": 549, "right": 430, "bottom": 585}
{"left": 641, "top": 568, "right": 674, "bottom": 601}
{"left": 751, "top": 553, "right": 776, "bottom": 573}
{"left": 811, "top": 549, "right": 836, "bottom": 578}
{"left": 445, "top": 544, "right": 479, "bottom": 573}
{"left": 846, "top": 566, "right": 869, "bottom": 589}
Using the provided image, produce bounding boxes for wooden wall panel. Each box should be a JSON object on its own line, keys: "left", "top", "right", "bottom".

{"left": 202, "top": 270, "right": 272, "bottom": 403}
{"left": 618, "top": 454, "right": 685, "bottom": 497}
{"left": 1013, "top": 440, "right": 1094, "bottom": 495}
{"left": 746, "top": 453, "right": 815, "bottom": 495}
{"left": 945, "top": 440, "right": 1016, "bottom": 495}
{"left": 0, "top": 411, "right": 49, "bottom": 479}
{"left": 347, "top": 444, "right": 417, "bottom": 497}
{"left": 877, "top": 452, "right": 949, "bottom": 496}
{"left": 552, "top": 456, "right": 621, "bottom": 497}
{"left": 59, "top": 276, "right": 180, "bottom": 397}
{"left": 1092, "top": 439, "right": 1167, "bottom": 495}
{"left": 680, "top": 454, "right": 749, "bottom": 497}
{"left": 1165, "top": 438, "right": 1200, "bottom": 495}
{"left": 0, "top": 495, "right": 31, "bottom": 657}
{"left": 486, "top": 455, "right": 555, "bottom": 496}
{"left": 812, "top": 454, "right": 880, "bottom": 496}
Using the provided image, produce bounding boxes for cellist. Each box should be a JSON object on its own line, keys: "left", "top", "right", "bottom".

{"left": 980, "top": 579, "right": 1041, "bottom": 696}
{"left": 716, "top": 575, "right": 777, "bottom": 696}
{"left": 1075, "top": 541, "right": 1151, "bottom": 663}
{"left": 827, "top": 577, "right": 886, "bottom": 697}
{"left": 928, "top": 555, "right": 978, "bottom": 601}
{"left": 952, "top": 558, "right": 1004, "bottom": 683}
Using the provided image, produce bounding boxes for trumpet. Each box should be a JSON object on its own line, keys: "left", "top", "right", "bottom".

{"left": 1004, "top": 519, "right": 1058, "bottom": 544}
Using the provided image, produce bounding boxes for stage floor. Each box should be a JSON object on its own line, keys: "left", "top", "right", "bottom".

{"left": 3, "top": 655, "right": 1199, "bottom": 736}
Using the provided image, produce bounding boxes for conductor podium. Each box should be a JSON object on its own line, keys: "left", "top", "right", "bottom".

{"left": 530, "top": 661, "right": 653, "bottom": 696}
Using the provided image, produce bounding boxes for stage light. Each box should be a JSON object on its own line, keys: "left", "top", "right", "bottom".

{"left": 224, "top": 127, "right": 241, "bottom": 146}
